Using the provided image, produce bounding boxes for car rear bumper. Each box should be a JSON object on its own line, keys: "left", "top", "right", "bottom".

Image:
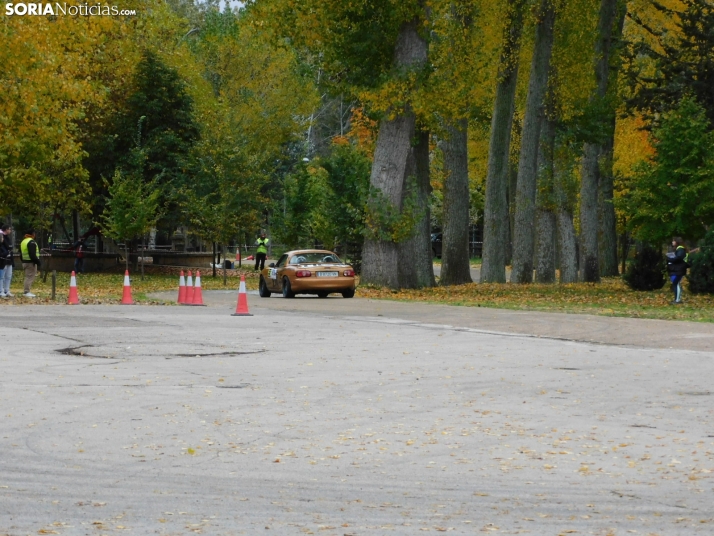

{"left": 290, "top": 277, "right": 355, "bottom": 292}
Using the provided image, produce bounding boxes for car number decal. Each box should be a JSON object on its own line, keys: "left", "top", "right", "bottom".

{"left": 270, "top": 268, "right": 277, "bottom": 280}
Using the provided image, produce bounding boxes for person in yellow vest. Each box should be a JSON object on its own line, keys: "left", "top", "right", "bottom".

{"left": 20, "top": 230, "right": 41, "bottom": 298}
{"left": 254, "top": 231, "right": 269, "bottom": 271}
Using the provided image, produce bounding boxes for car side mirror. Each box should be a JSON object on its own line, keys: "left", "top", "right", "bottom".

{"left": 269, "top": 263, "right": 275, "bottom": 268}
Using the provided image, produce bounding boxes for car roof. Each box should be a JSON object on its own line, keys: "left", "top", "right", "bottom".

{"left": 284, "top": 250, "right": 338, "bottom": 256}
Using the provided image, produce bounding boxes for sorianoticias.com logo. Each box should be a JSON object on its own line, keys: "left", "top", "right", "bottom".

{"left": 4, "top": 3, "right": 137, "bottom": 16}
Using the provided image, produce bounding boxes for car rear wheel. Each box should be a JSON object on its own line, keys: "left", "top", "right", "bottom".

{"left": 342, "top": 288, "right": 355, "bottom": 299}
{"left": 317, "top": 291, "right": 329, "bottom": 298}
{"left": 282, "top": 277, "right": 295, "bottom": 298}
{"left": 259, "top": 277, "right": 271, "bottom": 298}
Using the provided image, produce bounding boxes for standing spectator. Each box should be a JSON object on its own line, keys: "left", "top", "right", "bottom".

{"left": 19, "top": 229, "right": 41, "bottom": 298}
{"left": 666, "top": 237, "right": 689, "bottom": 304}
{"left": 254, "top": 230, "right": 269, "bottom": 271}
{"left": 72, "top": 238, "right": 86, "bottom": 274}
{"left": 0, "top": 233, "right": 7, "bottom": 298}
{"left": 1, "top": 224, "right": 13, "bottom": 297}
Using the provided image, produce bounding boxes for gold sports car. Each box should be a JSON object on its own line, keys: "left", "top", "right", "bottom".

{"left": 259, "top": 250, "right": 356, "bottom": 298}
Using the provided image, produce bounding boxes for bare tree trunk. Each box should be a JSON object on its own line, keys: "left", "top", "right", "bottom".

{"left": 535, "top": 210, "right": 556, "bottom": 282}
{"left": 599, "top": 5, "right": 626, "bottom": 277}
{"left": 580, "top": 143, "right": 600, "bottom": 282}
{"left": 580, "top": 0, "right": 624, "bottom": 282}
{"left": 557, "top": 208, "right": 578, "bottom": 283}
{"left": 398, "top": 131, "right": 435, "bottom": 288}
{"left": 480, "top": 0, "right": 526, "bottom": 283}
{"left": 599, "top": 132, "right": 618, "bottom": 276}
{"left": 141, "top": 235, "right": 145, "bottom": 280}
{"left": 535, "top": 117, "right": 556, "bottom": 283}
{"left": 440, "top": 119, "right": 472, "bottom": 286}
{"left": 506, "top": 159, "right": 518, "bottom": 266}
{"left": 362, "top": 19, "right": 428, "bottom": 288}
{"left": 510, "top": 0, "right": 556, "bottom": 283}
{"left": 222, "top": 244, "right": 227, "bottom": 286}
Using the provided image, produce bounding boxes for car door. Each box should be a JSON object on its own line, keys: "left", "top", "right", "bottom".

{"left": 270, "top": 254, "right": 288, "bottom": 290}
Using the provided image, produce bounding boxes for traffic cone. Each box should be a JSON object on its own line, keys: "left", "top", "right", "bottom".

{"left": 192, "top": 271, "right": 206, "bottom": 306}
{"left": 185, "top": 271, "right": 194, "bottom": 305}
{"left": 177, "top": 271, "right": 186, "bottom": 304}
{"left": 67, "top": 271, "right": 79, "bottom": 305}
{"left": 121, "top": 270, "right": 133, "bottom": 305}
{"left": 232, "top": 275, "right": 253, "bottom": 316}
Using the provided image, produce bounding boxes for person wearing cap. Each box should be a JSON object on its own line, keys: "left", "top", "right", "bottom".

{"left": 254, "top": 231, "right": 269, "bottom": 271}
{"left": 19, "top": 230, "right": 41, "bottom": 298}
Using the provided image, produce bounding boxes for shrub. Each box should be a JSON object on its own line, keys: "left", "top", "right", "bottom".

{"left": 623, "top": 245, "right": 666, "bottom": 291}
{"left": 688, "top": 229, "right": 714, "bottom": 294}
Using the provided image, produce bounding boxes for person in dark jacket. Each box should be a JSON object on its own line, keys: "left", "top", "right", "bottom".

{"left": 1, "top": 224, "right": 14, "bottom": 297}
{"left": 19, "top": 230, "right": 41, "bottom": 298}
{"left": 0, "top": 233, "right": 7, "bottom": 298}
{"left": 666, "top": 237, "right": 689, "bottom": 304}
{"left": 72, "top": 238, "right": 86, "bottom": 274}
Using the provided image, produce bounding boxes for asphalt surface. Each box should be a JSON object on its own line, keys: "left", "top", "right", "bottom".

{"left": 1, "top": 296, "right": 713, "bottom": 534}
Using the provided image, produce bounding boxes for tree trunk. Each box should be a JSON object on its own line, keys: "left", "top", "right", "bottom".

{"left": 222, "top": 244, "right": 227, "bottom": 286}
{"left": 361, "top": 19, "right": 428, "bottom": 288}
{"left": 440, "top": 118, "right": 472, "bottom": 286}
{"left": 72, "top": 209, "right": 80, "bottom": 242}
{"left": 398, "top": 130, "right": 435, "bottom": 288}
{"left": 535, "top": 116, "right": 556, "bottom": 283}
{"left": 580, "top": 0, "right": 624, "bottom": 282}
{"left": 580, "top": 143, "right": 600, "bottom": 282}
{"left": 213, "top": 242, "right": 217, "bottom": 278}
{"left": 599, "top": 5, "right": 626, "bottom": 277}
{"left": 506, "top": 159, "right": 518, "bottom": 266}
{"left": 556, "top": 208, "right": 578, "bottom": 283}
{"left": 510, "top": 0, "right": 557, "bottom": 283}
{"left": 480, "top": 0, "right": 526, "bottom": 283}
{"left": 599, "top": 131, "right": 618, "bottom": 276}
{"left": 141, "top": 235, "right": 145, "bottom": 280}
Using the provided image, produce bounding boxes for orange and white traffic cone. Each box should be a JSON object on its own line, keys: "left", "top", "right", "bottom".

{"left": 232, "top": 275, "right": 253, "bottom": 316}
{"left": 121, "top": 270, "right": 133, "bottom": 305}
{"left": 192, "top": 271, "right": 206, "bottom": 306}
{"left": 185, "top": 271, "right": 194, "bottom": 305}
{"left": 178, "top": 271, "right": 186, "bottom": 304}
{"left": 68, "top": 271, "right": 79, "bottom": 305}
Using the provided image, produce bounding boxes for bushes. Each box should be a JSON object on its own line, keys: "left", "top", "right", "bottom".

{"left": 623, "top": 245, "right": 666, "bottom": 290}
{"left": 688, "top": 229, "right": 714, "bottom": 294}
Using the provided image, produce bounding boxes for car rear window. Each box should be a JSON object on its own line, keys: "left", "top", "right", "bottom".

{"left": 289, "top": 252, "right": 342, "bottom": 264}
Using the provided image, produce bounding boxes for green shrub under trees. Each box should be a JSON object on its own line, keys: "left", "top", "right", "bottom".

{"left": 688, "top": 229, "right": 714, "bottom": 294}
{"left": 623, "top": 245, "right": 666, "bottom": 291}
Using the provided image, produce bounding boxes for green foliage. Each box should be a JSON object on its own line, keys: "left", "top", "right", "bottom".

{"left": 274, "top": 162, "right": 329, "bottom": 248}
{"left": 101, "top": 169, "right": 162, "bottom": 245}
{"left": 688, "top": 229, "right": 714, "bottom": 294}
{"left": 623, "top": 245, "right": 666, "bottom": 291}
{"left": 273, "top": 143, "right": 372, "bottom": 250}
{"left": 628, "top": 97, "right": 714, "bottom": 244}
{"left": 364, "top": 176, "right": 425, "bottom": 243}
{"left": 317, "top": 143, "right": 372, "bottom": 249}
{"left": 625, "top": 0, "right": 714, "bottom": 125}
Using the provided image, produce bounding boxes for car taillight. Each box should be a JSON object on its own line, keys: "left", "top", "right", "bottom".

{"left": 295, "top": 270, "right": 312, "bottom": 278}
{"left": 343, "top": 269, "right": 355, "bottom": 277}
